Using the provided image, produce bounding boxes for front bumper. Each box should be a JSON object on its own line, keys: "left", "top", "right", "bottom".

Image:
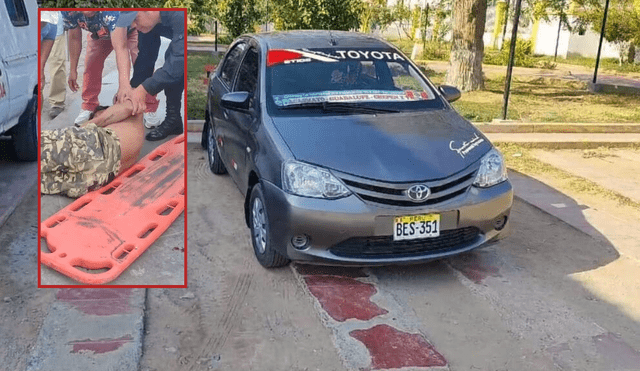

{"left": 261, "top": 179, "right": 513, "bottom": 266}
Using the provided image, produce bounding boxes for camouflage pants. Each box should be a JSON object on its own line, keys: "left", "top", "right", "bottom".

{"left": 41, "top": 123, "right": 121, "bottom": 198}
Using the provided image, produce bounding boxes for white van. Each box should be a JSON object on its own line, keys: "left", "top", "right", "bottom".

{"left": 0, "top": 0, "right": 38, "bottom": 161}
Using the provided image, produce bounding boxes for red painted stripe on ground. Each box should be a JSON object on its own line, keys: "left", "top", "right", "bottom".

{"left": 304, "top": 275, "right": 388, "bottom": 322}
{"left": 56, "top": 288, "right": 133, "bottom": 316}
{"left": 295, "top": 264, "right": 367, "bottom": 278}
{"left": 449, "top": 253, "right": 501, "bottom": 284}
{"left": 350, "top": 324, "right": 447, "bottom": 369}
{"left": 68, "top": 335, "right": 133, "bottom": 354}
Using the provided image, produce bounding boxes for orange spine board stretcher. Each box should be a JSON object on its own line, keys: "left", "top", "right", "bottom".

{"left": 41, "top": 135, "right": 185, "bottom": 284}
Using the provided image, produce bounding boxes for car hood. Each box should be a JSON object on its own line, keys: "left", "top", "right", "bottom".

{"left": 271, "top": 109, "right": 492, "bottom": 182}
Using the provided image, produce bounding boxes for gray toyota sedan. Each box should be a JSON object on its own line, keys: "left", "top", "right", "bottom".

{"left": 202, "top": 31, "right": 513, "bottom": 268}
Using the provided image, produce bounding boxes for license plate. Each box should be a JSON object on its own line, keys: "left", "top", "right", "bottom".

{"left": 393, "top": 214, "right": 440, "bottom": 241}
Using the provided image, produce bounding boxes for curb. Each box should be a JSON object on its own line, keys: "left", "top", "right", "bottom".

{"left": 27, "top": 288, "right": 146, "bottom": 371}
{"left": 477, "top": 122, "right": 640, "bottom": 134}
{"left": 486, "top": 133, "right": 640, "bottom": 149}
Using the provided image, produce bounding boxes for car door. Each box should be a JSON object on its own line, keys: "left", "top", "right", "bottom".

{"left": 225, "top": 44, "right": 260, "bottom": 189}
{"left": 209, "top": 40, "right": 247, "bottom": 172}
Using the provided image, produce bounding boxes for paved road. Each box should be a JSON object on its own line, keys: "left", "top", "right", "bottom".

{"left": 137, "top": 143, "right": 640, "bottom": 371}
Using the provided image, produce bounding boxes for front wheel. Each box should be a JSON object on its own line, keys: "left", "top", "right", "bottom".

{"left": 12, "top": 94, "right": 38, "bottom": 161}
{"left": 249, "top": 184, "right": 289, "bottom": 268}
{"left": 207, "top": 123, "right": 227, "bottom": 175}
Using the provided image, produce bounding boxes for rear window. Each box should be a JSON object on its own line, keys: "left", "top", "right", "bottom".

{"left": 4, "top": 0, "right": 29, "bottom": 27}
{"left": 266, "top": 48, "right": 444, "bottom": 114}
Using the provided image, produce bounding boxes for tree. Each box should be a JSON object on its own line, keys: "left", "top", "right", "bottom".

{"left": 41, "top": 0, "right": 165, "bottom": 6}
{"left": 446, "top": 0, "right": 488, "bottom": 91}
{"left": 574, "top": 0, "right": 640, "bottom": 64}
{"left": 271, "top": 0, "right": 362, "bottom": 31}
{"left": 217, "top": 0, "right": 261, "bottom": 38}
{"left": 360, "top": 0, "right": 394, "bottom": 33}
{"left": 163, "top": 0, "right": 216, "bottom": 35}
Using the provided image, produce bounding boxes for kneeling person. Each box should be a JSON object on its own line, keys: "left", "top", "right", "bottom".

{"left": 41, "top": 101, "right": 144, "bottom": 198}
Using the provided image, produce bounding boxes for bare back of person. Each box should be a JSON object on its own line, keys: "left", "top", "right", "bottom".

{"left": 89, "top": 101, "right": 144, "bottom": 171}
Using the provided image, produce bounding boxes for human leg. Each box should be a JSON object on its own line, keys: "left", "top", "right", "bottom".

{"left": 145, "top": 78, "right": 183, "bottom": 141}
{"left": 39, "top": 38, "right": 54, "bottom": 108}
{"left": 130, "top": 28, "right": 161, "bottom": 126}
{"left": 80, "top": 37, "right": 113, "bottom": 112}
{"left": 48, "top": 32, "right": 67, "bottom": 118}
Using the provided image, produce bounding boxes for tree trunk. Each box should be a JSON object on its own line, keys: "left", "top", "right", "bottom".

{"left": 446, "top": 0, "right": 487, "bottom": 91}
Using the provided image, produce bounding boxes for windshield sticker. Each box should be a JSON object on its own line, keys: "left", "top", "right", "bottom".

{"left": 267, "top": 49, "right": 339, "bottom": 66}
{"left": 449, "top": 133, "right": 485, "bottom": 158}
{"left": 267, "top": 49, "right": 406, "bottom": 67}
{"left": 273, "top": 90, "right": 430, "bottom": 106}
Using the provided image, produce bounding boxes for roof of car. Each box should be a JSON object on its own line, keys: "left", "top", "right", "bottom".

{"left": 249, "top": 30, "right": 394, "bottom": 50}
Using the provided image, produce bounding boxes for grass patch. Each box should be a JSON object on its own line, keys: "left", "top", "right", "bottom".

{"left": 548, "top": 55, "right": 640, "bottom": 75}
{"left": 496, "top": 143, "right": 640, "bottom": 211}
{"left": 415, "top": 61, "right": 640, "bottom": 122}
{"left": 449, "top": 76, "right": 640, "bottom": 123}
{"left": 187, "top": 51, "right": 222, "bottom": 120}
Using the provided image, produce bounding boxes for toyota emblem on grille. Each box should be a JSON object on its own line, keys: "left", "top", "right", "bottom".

{"left": 407, "top": 184, "right": 430, "bottom": 202}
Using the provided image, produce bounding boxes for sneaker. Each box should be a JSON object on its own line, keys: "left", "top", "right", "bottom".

{"left": 49, "top": 106, "right": 64, "bottom": 119}
{"left": 74, "top": 109, "right": 93, "bottom": 126}
{"left": 144, "top": 112, "right": 161, "bottom": 128}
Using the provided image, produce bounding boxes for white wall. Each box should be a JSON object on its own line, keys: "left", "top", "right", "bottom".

{"left": 534, "top": 19, "right": 571, "bottom": 57}
{"left": 566, "top": 28, "right": 619, "bottom": 59}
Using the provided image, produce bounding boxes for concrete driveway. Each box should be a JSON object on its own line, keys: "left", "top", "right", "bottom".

{"left": 135, "top": 143, "right": 640, "bottom": 371}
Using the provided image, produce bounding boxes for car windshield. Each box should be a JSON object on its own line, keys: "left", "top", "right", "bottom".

{"left": 266, "top": 48, "right": 445, "bottom": 115}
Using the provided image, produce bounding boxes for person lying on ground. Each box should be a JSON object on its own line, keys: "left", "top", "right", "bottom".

{"left": 41, "top": 100, "right": 144, "bottom": 198}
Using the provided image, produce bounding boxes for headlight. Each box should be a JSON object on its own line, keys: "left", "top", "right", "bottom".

{"left": 282, "top": 160, "right": 351, "bottom": 199}
{"left": 473, "top": 148, "right": 508, "bottom": 187}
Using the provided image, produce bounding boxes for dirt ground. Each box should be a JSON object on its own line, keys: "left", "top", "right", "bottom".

{"left": 532, "top": 148, "right": 640, "bottom": 204}
{"left": 138, "top": 144, "right": 640, "bottom": 371}
{"left": 0, "top": 189, "right": 54, "bottom": 370}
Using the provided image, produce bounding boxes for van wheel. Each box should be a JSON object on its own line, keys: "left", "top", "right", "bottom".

{"left": 12, "top": 94, "right": 38, "bottom": 161}
{"left": 250, "top": 184, "right": 290, "bottom": 268}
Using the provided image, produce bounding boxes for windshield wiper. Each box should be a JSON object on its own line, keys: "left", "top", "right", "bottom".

{"left": 279, "top": 101, "right": 399, "bottom": 113}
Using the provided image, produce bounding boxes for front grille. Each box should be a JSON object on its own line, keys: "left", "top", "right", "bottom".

{"left": 336, "top": 167, "right": 478, "bottom": 207}
{"left": 330, "top": 227, "right": 480, "bottom": 259}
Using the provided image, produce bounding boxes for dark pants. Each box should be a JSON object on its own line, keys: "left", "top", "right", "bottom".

{"left": 130, "top": 27, "right": 183, "bottom": 110}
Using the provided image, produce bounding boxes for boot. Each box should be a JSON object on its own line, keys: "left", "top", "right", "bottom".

{"left": 146, "top": 104, "right": 183, "bottom": 141}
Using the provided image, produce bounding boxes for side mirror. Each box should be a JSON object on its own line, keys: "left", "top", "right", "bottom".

{"left": 438, "top": 85, "right": 462, "bottom": 103}
{"left": 221, "top": 91, "right": 251, "bottom": 111}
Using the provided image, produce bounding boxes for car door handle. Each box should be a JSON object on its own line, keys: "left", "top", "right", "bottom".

{"left": 223, "top": 109, "right": 229, "bottom": 120}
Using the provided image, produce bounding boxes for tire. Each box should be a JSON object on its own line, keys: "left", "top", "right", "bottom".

{"left": 207, "top": 122, "right": 227, "bottom": 175}
{"left": 12, "top": 94, "right": 38, "bottom": 161}
{"left": 200, "top": 116, "right": 209, "bottom": 149}
{"left": 249, "top": 184, "right": 290, "bottom": 268}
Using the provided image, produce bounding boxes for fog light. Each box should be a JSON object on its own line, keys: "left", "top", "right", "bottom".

{"left": 493, "top": 216, "right": 508, "bottom": 231}
{"left": 291, "top": 235, "right": 310, "bottom": 250}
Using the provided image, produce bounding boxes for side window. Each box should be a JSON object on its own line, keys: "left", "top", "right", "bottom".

{"left": 235, "top": 47, "right": 259, "bottom": 94}
{"left": 4, "top": 0, "right": 29, "bottom": 27}
{"left": 219, "top": 42, "right": 246, "bottom": 88}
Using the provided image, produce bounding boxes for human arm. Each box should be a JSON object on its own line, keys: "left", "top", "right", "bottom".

{"left": 111, "top": 26, "right": 133, "bottom": 104}
{"left": 67, "top": 27, "right": 82, "bottom": 92}
{"left": 138, "top": 12, "right": 184, "bottom": 113}
{"left": 86, "top": 100, "right": 136, "bottom": 128}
